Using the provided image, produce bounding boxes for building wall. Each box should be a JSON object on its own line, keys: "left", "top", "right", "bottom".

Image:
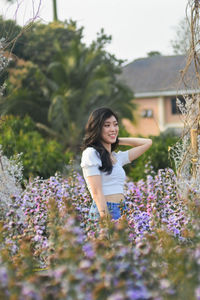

{"left": 122, "top": 97, "right": 160, "bottom": 136}
{"left": 165, "top": 97, "right": 182, "bottom": 124}
{"left": 122, "top": 96, "right": 183, "bottom": 137}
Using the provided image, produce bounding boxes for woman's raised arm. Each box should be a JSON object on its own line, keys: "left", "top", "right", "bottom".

{"left": 118, "top": 137, "right": 152, "bottom": 162}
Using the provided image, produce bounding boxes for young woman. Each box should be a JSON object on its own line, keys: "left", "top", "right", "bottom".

{"left": 81, "top": 107, "right": 152, "bottom": 221}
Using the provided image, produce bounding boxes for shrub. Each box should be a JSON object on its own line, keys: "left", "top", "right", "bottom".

{"left": 0, "top": 115, "right": 73, "bottom": 179}
{"left": 126, "top": 133, "right": 178, "bottom": 182}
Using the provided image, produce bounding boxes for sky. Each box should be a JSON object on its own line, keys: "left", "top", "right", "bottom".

{"left": 1, "top": 0, "right": 188, "bottom": 64}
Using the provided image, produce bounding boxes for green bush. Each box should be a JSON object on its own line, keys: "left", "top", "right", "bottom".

{"left": 0, "top": 115, "right": 73, "bottom": 179}
{"left": 126, "top": 133, "right": 178, "bottom": 182}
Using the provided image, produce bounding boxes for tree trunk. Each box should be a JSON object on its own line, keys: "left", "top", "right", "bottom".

{"left": 53, "top": 0, "right": 58, "bottom": 21}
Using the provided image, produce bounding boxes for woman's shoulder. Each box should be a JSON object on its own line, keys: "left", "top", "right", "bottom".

{"left": 82, "top": 147, "right": 98, "bottom": 157}
{"left": 81, "top": 147, "right": 101, "bottom": 167}
{"left": 82, "top": 146, "right": 96, "bottom": 153}
{"left": 112, "top": 149, "right": 130, "bottom": 166}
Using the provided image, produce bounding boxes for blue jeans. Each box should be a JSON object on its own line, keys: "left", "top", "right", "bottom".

{"left": 89, "top": 200, "right": 128, "bottom": 220}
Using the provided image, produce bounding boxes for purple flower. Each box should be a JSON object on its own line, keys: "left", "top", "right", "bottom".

{"left": 20, "top": 283, "right": 42, "bottom": 300}
{"left": 79, "top": 259, "right": 91, "bottom": 269}
{"left": 195, "top": 287, "right": 200, "bottom": 300}
{"left": 34, "top": 234, "right": 42, "bottom": 242}
{"left": 108, "top": 292, "right": 125, "bottom": 300}
{"left": 0, "top": 267, "right": 8, "bottom": 287}
{"left": 82, "top": 243, "right": 95, "bottom": 259}
{"left": 126, "top": 288, "right": 149, "bottom": 300}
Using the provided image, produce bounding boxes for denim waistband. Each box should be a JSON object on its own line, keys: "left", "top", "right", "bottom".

{"left": 92, "top": 200, "right": 126, "bottom": 207}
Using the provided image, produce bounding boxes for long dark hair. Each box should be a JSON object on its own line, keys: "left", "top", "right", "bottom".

{"left": 82, "top": 107, "right": 119, "bottom": 174}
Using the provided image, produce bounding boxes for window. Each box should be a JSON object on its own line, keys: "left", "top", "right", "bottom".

{"left": 141, "top": 109, "right": 153, "bottom": 118}
{"left": 171, "top": 96, "right": 185, "bottom": 114}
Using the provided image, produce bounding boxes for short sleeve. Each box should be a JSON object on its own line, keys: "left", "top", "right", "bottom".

{"left": 80, "top": 147, "right": 102, "bottom": 176}
{"left": 115, "top": 150, "right": 130, "bottom": 166}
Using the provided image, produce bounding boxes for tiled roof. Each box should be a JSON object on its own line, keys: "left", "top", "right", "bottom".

{"left": 120, "top": 55, "right": 198, "bottom": 96}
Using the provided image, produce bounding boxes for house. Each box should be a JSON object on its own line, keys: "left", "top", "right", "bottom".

{"left": 120, "top": 55, "right": 199, "bottom": 136}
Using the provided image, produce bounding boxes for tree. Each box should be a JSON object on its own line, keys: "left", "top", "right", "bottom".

{"left": 0, "top": 20, "right": 81, "bottom": 73}
{"left": 0, "top": 22, "right": 135, "bottom": 152}
{"left": 147, "top": 51, "right": 161, "bottom": 57}
{"left": 0, "top": 59, "right": 50, "bottom": 124}
{"left": 0, "top": 20, "right": 84, "bottom": 126}
{"left": 0, "top": 16, "right": 26, "bottom": 86}
{"left": 0, "top": 16, "right": 22, "bottom": 46}
{"left": 53, "top": 0, "right": 58, "bottom": 21}
{"left": 36, "top": 28, "right": 135, "bottom": 150}
{"left": 170, "top": 17, "right": 191, "bottom": 55}
{"left": 14, "top": 21, "right": 81, "bottom": 71}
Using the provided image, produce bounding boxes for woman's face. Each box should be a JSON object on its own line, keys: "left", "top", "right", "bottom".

{"left": 100, "top": 115, "right": 119, "bottom": 146}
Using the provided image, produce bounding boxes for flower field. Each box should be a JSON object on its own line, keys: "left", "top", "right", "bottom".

{"left": 0, "top": 165, "right": 200, "bottom": 300}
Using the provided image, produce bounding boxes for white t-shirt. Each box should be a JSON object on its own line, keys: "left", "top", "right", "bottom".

{"left": 80, "top": 147, "right": 130, "bottom": 196}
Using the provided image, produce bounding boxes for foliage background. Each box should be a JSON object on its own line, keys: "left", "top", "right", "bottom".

{"left": 0, "top": 15, "right": 179, "bottom": 181}
{"left": 0, "top": 18, "right": 135, "bottom": 152}
{"left": 125, "top": 133, "right": 178, "bottom": 182}
{"left": 0, "top": 115, "right": 73, "bottom": 179}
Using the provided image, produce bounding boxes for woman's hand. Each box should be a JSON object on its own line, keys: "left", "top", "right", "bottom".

{"left": 118, "top": 137, "right": 152, "bottom": 162}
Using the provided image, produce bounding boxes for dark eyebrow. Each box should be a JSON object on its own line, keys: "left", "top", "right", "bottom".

{"left": 104, "top": 121, "right": 118, "bottom": 123}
